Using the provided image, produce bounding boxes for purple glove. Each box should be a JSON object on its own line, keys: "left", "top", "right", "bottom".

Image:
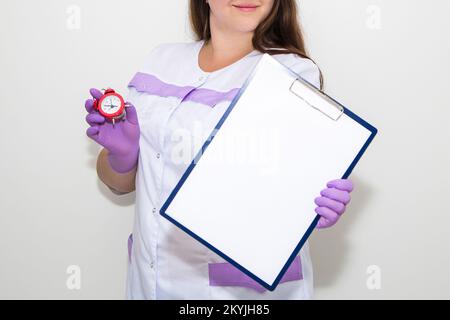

{"left": 85, "top": 88, "right": 140, "bottom": 173}
{"left": 314, "top": 179, "right": 353, "bottom": 229}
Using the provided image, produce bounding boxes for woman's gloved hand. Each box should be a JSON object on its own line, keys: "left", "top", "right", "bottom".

{"left": 314, "top": 178, "right": 353, "bottom": 229}
{"left": 85, "top": 88, "right": 140, "bottom": 173}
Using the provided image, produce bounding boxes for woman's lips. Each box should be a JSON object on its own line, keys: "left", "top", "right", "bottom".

{"left": 233, "top": 4, "right": 258, "bottom": 12}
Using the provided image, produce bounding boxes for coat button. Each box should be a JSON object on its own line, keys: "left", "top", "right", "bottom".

{"left": 152, "top": 207, "right": 157, "bottom": 214}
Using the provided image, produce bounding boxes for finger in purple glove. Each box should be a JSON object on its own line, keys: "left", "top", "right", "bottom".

{"left": 315, "top": 207, "right": 339, "bottom": 228}
{"left": 314, "top": 196, "right": 346, "bottom": 215}
{"left": 124, "top": 102, "right": 139, "bottom": 125}
{"left": 86, "top": 126, "right": 99, "bottom": 139}
{"left": 320, "top": 187, "right": 351, "bottom": 205}
{"left": 326, "top": 179, "right": 353, "bottom": 192}
{"left": 86, "top": 113, "right": 105, "bottom": 126}
{"left": 89, "top": 88, "right": 103, "bottom": 100}
{"left": 85, "top": 99, "right": 95, "bottom": 113}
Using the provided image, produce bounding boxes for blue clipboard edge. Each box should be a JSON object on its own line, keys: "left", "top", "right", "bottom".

{"left": 160, "top": 53, "right": 378, "bottom": 291}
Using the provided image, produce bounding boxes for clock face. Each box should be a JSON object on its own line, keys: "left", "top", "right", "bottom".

{"left": 100, "top": 94, "right": 123, "bottom": 115}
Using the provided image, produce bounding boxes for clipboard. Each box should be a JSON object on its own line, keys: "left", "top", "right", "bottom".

{"left": 160, "top": 53, "right": 378, "bottom": 291}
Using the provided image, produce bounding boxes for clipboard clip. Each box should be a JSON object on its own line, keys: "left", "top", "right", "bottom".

{"left": 289, "top": 78, "right": 344, "bottom": 121}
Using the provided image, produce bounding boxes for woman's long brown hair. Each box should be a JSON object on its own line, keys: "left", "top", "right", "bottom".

{"left": 189, "top": 0, "right": 323, "bottom": 89}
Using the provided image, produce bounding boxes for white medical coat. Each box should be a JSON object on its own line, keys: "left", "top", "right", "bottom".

{"left": 125, "top": 40, "right": 321, "bottom": 300}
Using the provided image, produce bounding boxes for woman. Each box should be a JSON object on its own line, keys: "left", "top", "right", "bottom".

{"left": 85, "top": 0, "right": 353, "bottom": 299}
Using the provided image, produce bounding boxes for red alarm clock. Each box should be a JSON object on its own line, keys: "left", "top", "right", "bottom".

{"left": 93, "top": 88, "right": 126, "bottom": 125}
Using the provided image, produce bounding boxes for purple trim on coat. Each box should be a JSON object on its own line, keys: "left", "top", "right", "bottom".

{"left": 128, "top": 72, "right": 195, "bottom": 99}
{"left": 208, "top": 255, "right": 303, "bottom": 293}
{"left": 127, "top": 233, "right": 133, "bottom": 263}
{"left": 128, "top": 72, "right": 240, "bottom": 108}
{"left": 183, "top": 87, "right": 240, "bottom": 107}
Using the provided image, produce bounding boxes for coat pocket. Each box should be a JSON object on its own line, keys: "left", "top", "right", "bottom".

{"left": 208, "top": 255, "right": 302, "bottom": 293}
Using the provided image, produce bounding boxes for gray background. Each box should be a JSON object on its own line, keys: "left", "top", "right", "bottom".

{"left": 0, "top": 0, "right": 449, "bottom": 299}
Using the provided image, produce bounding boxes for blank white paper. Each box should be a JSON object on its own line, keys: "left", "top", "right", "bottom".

{"left": 163, "top": 54, "right": 373, "bottom": 287}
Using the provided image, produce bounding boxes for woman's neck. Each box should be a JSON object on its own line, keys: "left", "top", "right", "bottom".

{"left": 199, "top": 12, "right": 256, "bottom": 72}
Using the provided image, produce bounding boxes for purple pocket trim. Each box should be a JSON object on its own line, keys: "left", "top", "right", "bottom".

{"left": 208, "top": 256, "right": 303, "bottom": 293}
{"left": 127, "top": 233, "right": 133, "bottom": 263}
{"left": 128, "top": 72, "right": 239, "bottom": 108}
